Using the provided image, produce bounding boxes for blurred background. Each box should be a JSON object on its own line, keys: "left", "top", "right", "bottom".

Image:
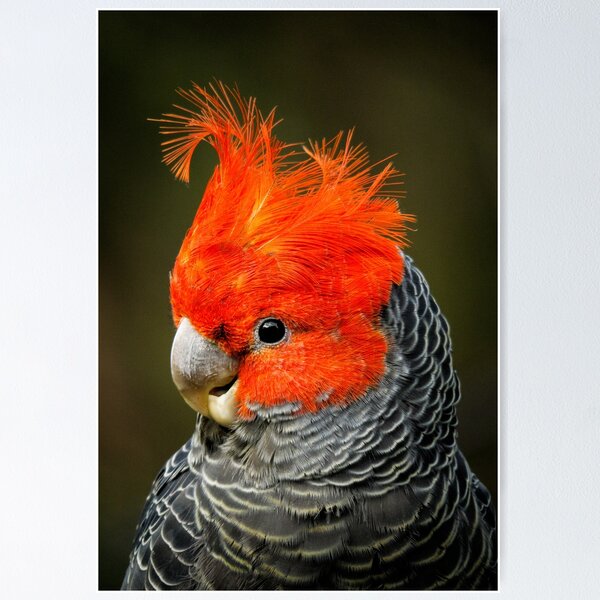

{"left": 99, "top": 10, "right": 497, "bottom": 590}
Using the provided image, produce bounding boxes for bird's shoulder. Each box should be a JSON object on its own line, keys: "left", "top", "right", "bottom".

{"left": 121, "top": 437, "right": 202, "bottom": 590}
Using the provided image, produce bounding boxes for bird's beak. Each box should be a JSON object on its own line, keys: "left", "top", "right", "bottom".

{"left": 170, "top": 317, "right": 240, "bottom": 427}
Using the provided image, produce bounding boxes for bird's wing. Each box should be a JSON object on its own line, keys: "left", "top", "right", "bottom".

{"left": 471, "top": 468, "right": 497, "bottom": 588}
{"left": 121, "top": 437, "right": 201, "bottom": 590}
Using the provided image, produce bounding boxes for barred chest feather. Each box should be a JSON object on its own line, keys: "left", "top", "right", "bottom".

{"left": 122, "top": 257, "right": 497, "bottom": 590}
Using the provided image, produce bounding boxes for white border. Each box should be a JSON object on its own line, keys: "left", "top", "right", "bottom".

{"left": 2, "top": 2, "right": 600, "bottom": 599}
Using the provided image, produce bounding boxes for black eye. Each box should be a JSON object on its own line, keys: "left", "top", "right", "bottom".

{"left": 257, "top": 318, "right": 287, "bottom": 345}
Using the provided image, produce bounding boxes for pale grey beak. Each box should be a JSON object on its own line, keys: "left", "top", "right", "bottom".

{"left": 170, "top": 317, "right": 240, "bottom": 426}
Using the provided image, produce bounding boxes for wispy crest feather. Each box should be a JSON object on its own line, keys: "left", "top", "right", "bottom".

{"left": 158, "top": 82, "right": 414, "bottom": 337}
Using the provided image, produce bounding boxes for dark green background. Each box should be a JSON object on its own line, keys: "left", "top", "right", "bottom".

{"left": 99, "top": 11, "right": 497, "bottom": 590}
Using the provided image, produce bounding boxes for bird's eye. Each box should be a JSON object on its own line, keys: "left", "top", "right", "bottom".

{"left": 257, "top": 318, "right": 287, "bottom": 345}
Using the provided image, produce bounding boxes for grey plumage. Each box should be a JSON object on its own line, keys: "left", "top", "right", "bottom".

{"left": 122, "top": 256, "right": 497, "bottom": 590}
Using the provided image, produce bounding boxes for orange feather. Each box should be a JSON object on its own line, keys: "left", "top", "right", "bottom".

{"left": 157, "top": 81, "right": 415, "bottom": 415}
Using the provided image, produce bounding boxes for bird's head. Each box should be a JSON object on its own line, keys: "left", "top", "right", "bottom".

{"left": 157, "top": 82, "right": 414, "bottom": 426}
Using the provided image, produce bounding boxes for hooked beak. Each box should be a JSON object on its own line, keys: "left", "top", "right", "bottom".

{"left": 170, "top": 317, "right": 240, "bottom": 427}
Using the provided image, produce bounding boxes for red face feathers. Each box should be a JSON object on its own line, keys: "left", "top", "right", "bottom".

{"left": 157, "top": 82, "right": 414, "bottom": 418}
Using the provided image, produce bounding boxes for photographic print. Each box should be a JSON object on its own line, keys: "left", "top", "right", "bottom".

{"left": 99, "top": 10, "right": 498, "bottom": 590}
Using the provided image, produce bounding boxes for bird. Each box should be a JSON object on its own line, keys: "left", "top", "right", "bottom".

{"left": 121, "top": 81, "right": 497, "bottom": 591}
